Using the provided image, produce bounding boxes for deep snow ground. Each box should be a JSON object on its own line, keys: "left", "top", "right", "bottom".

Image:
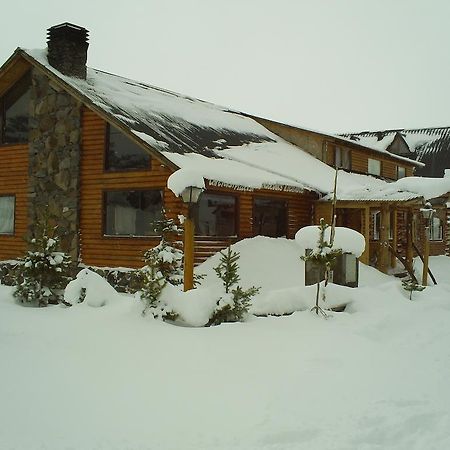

{"left": 1, "top": 238, "right": 450, "bottom": 450}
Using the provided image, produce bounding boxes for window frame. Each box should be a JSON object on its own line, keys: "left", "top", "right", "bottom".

{"left": 102, "top": 188, "right": 164, "bottom": 238}
{"left": 0, "top": 194, "right": 16, "bottom": 235}
{"left": 0, "top": 71, "right": 32, "bottom": 145}
{"left": 368, "top": 158, "right": 382, "bottom": 176}
{"left": 428, "top": 216, "right": 443, "bottom": 242}
{"left": 397, "top": 166, "right": 406, "bottom": 179}
{"left": 252, "top": 196, "right": 288, "bottom": 238}
{"left": 372, "top": 210, "right": 381, "bottom": 241}
{"left": 104, "top": 123, "right": 152, "bottom": 172}
{"left": 335, "top": 146, "right": 351, "bottom": 170}
{"left": 193, "top": 191, "right": 238, "bottom": 237}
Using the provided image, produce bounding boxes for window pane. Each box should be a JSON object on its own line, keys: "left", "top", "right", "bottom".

{"left": 397, "top": 166, "right": 406, "bottom": 179}
{"left": 368, "top": 159, "right": 381, "bottom": 176}
{"left": 253, "top": 198, "right": 287, "bottom": 237}
{"left": 429, "top": 217, "right": 443, "bottom": 241}
{"left": 105, "top": 190, "right": 163, "bottom": 236}
{"left": 335, "top": 147, "right": 351, "bottom": 170}
{"left": 3, "top": 73, "right": 31, "bottom": 144}
{"left": 106, "top": 125, "right": 151, "bottom": 170}
{"left": 0, "top": 196, "right": 15, "bottom": 234}
{"left": 194, "top": 193, "right": 236, "bottom": 236}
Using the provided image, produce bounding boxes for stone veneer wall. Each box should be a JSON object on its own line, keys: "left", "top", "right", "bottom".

{"left": 28, "top": 69, "right": 82, "bottom": 260}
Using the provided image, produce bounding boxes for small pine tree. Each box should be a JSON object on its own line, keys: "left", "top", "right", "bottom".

{"left": 14, "top": 223, "right": 72, "bottom": 306}
{"left": 139, "top": 213, "right": 182, "bottom": 319}
{"left": 402, "top": 278, "right": 426, "bottom": 300}
{"left": 208, "top": 247, "right": 260, "bottom": 326}
{"left": 214, "top": 247, "right": 240, "bottom": 293}
{"left": 301, "top": 218, "right": 342, "bottom": 316}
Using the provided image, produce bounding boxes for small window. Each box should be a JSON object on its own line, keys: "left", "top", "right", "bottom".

{"left": 368, "top": 158, "right": 381, "bottom": 176}
{"left": 1, "top": 72, "right": 31, "bottom": 144}
{"left": 372, "top": 210, "right": 381, "bottom": 240}
{"left": 397, "top": 166, "right": 406, "bottom": 179}
{"left": 335, "top": 147, "right": 351, "bottom": 170}
{"left": 428, "top": 216, "right": 443, "bottom": 241}
{"left": 104, "top": 190, "right": 163, "bottom": 236}
{"left": 193, "top": 193, "right": 236, "bottom": 236}
{"left": 105, "top": 124, "right": 151, "bottom": 171}
{"left": 0, "top": 195, "right": 15, "bottom": 234}
{"left": 253, "top": 197, "right": 287, "bottom": 237}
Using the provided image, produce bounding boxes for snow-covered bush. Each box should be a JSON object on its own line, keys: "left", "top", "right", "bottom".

{"left": 208, "top": 247, "right": 260, "bottom": 326}
{"left": 64, "top": 268, "right": 119, "bottom": 307}
{"left": 137, "top": 214, "right": 182, "bottom": 320}
{"left": 14, "top": 225, "right": 72, "bottom": 306}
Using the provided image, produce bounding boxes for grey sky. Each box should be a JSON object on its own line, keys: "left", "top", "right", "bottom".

{"left": 2, "top": 0, "right": 449, "bottom": 134}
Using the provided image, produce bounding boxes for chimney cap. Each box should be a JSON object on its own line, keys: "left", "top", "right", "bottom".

{"left": 47, "top": 22, "right": 89, "bottom": 42}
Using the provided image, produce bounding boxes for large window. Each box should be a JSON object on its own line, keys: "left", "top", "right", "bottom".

{"left": 0, "top": 195, "right": 15, "bottom": 234}
{"left": 335, "top": 147, "right": 351, "bottom": 170}
{"left": 193, "top": 193, "right": 236, "bottom": 236}
{"left": 253, "top": 197, "right": 287, "bottom": 237}
{"left": 368, "top": 158, "right": 381, "bottom": 176}
{"left": 105, "top": 124, "right": 151, "bottom": 171}
{"left": 1, "top": 72, "right": 31, "bottom": 144}
{"left": 428, "top": 216, "right": 443, "bottom": 241}
{"left": 104, "top": 190, "right": 163, "bottom": 236}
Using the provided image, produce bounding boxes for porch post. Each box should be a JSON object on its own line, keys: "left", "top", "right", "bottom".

{"left": 379, "top": 206, "right": 390, "bottom": 273}
{"left": 391, "top": 208, "right": 398, "bottom": 268}
{"left": 406, "top": 209, "right": 414, "bottom": 269}
{"left": 360, "top": 207, "right": 370, "bottom": 264}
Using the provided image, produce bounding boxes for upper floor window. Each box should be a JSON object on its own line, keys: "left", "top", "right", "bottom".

{"left": 193, "top": 193, "right": 236, "bottom": 237}
{"left": 0, "top": 72, "right": 31, "bottom": 144}
{"left": 253, "top": 197, "right": 287, "bottom": 237}
{"left": 0, "top": 195, "right": 15, "bottom": 234}
{"left": 105, "top": 124, "right": 151, "bottom": 171}
{"left": 368, "top": 158, "right": 381, "bottom": 176}
{"left": 428, "top": 216, "right": 443, "bottom": 241}
{"left": 397, "top": 166, "right": 406, "bottom": 179}
{"left": 335, "top": 147, "right": 351, "bottom": 170}
{"left": 104, "top": 189, "right": 163, "bottom": 236}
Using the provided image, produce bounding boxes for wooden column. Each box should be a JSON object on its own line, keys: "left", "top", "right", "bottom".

{"left": 406, "top": 209, "right": 414, "bottom": 269}
{"left": 183, "top": 216, "right": 194, "bottom": 291}
{"left": 391, "top": 208, "right": 398, "bottom": 268}
{"left": 379, "top": 206, "right": 390, "bottom": 273}
{"left": 360, "top": 207, "right": 370, "bottom": 265}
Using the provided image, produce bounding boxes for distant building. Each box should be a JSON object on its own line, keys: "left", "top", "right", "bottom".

{"left": 340, "top": 128, "right": 450, "bottom": 178}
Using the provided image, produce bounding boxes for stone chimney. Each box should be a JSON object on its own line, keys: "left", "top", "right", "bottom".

{"left": 47, "top": 23, "right": 89, "bottom": 79}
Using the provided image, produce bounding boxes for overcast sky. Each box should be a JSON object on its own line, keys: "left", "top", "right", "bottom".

{"left": 2, "top": 0, "right": 449, "bottom": 134}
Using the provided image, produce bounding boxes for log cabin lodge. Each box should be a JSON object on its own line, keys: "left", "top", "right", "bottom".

{"left": 0, "top": 23, "right": 449, "bottom": 280}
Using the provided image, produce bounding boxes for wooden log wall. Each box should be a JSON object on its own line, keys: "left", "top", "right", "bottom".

{"left": 0, "top": 144, "right": 28, "bottom": 260}
{"left": 80, "top": 107, "right": 185, "bottom": 268}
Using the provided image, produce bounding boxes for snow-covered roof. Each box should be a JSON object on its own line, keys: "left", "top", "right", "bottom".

{"left": 341, "top": 128, "right": 450, "bottom": 168}
{"left": 326, "top": 175, "right": 450, "bottom": 203}
{"left": 18, "top": 49, "right": 426, "bottom": 201}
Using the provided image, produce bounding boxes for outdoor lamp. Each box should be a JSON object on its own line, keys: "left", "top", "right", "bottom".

{"left": 180, "top": 186, "right": 203, "bottom": 206}
{"left": 180, "top": 185, "right": 204, "bottom": 291}
{"left": 420, "top": 202, "right": 435, "bottom": 221}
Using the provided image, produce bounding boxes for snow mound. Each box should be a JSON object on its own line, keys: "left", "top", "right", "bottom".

{"left": 64, "top": 268, "right": 120, "bottom": 307}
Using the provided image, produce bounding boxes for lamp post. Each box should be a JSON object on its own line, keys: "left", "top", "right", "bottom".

{"left": 420, "top": 202, "right": 434, "bottom": 286}
{"left": 180, "top": 186, "right": 203, "bottom": 291}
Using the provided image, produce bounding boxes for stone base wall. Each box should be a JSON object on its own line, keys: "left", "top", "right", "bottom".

{"left": 28, "top": 69, "right": 81, "bottom": 260}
